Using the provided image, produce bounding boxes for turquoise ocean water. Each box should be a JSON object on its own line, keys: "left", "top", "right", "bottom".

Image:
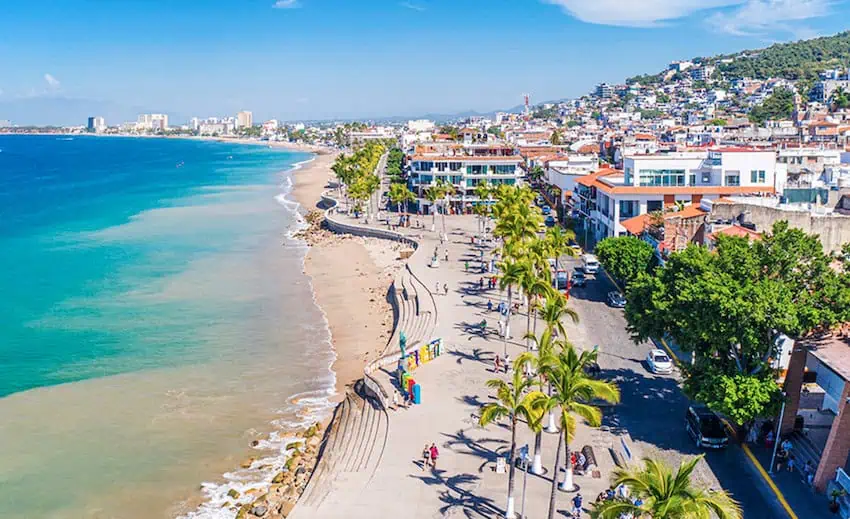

{"left": 0, "top": 135, "right": 336, "bottom": 519}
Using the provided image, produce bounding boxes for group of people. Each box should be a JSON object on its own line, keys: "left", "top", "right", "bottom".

{"left": 420, "top": 442, "right": 440, "bottom": 470}
{"left": 593, "top": 484, "right": 642, "bottom": 518}
{"left": 492, "top": 354, "right": 510, "bottom": 374}
{"left": 434, "top": 282, "right": 449, "bottom": 295}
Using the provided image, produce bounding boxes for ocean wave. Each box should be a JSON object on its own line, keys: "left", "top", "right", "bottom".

{"left": 177, "top": 392, "right": 334, "bottom": 519}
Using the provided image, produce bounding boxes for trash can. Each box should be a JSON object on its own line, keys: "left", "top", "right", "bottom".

{"left": 412, "top": 383, "right": 421, "bottom": 404}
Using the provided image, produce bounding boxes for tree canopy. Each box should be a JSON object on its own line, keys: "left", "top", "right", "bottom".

{"left": 749, "top": 87, "right": 795, "bottom": 124}
{"left": 595, "top": 236, "right": 655, "bottom": 286}
{"left": 624, "top": 222, "right": 850, "bottom": 424}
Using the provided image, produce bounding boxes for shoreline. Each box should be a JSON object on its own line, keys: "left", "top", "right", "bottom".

{"left": 287, "top": 150, "right": 399, "bottom": 396}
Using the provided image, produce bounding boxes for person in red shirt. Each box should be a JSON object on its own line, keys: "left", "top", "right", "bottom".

{"left": 429, "top": 443, "right": 439, "bottom": 468}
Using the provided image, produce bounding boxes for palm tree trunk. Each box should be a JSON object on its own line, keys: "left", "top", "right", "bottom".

{"left": 503, "top": 286, "right": 512, "bottom": 357}
{"left": 506, "top": 415, "right": 518, "bottom": 518}
{"left": 560, "top": 438, "right": 575, "bottom": 492}
{"left": 547, "top": 428, "right": 564, "bottom": 519}
{"left": 524, "top": 300, "right": 531, "bottom": 348}
{"left": 532, "top": 429, "right": 543, "bottom": 474}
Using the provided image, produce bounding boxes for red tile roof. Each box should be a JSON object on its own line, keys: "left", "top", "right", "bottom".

{"left": 708, "top": 224, "right": 762, "bottom": 241}
{"left": 620, "top": 206, "right": 708, "bottom": 236}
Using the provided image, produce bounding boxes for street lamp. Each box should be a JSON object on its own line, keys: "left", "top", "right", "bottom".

{"left": 768, "top": 391, "right": 788, "bottom": 475}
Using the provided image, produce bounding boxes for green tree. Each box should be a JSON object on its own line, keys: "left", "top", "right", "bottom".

{"left": 591, "top": 456, "right": 742, "bottom": 519}
{"left": 424, "top": 185, "right": 441, "bottom": 228}
{"left": 749, "top": 87, "right": 795, "bottom": 124}
{"left": 595, "top": 236, "right": 655, "bottom": 286}
{"left": 479, "top": 364, "right": 546, "bottom": 519}
{"left": 388, "top": 183, "right": 415, "bottom": 221}
{"left": 625, "top": 222, "right": 850, "bottom": 425}
{"left": 541, "top": 346, "right": 620, "bottom": 519}
{"left": 550, "top": 130, "right": 562, "bottom": 146}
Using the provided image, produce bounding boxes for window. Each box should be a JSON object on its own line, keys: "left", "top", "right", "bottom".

{"left": 647, "top": 200, "right": 663, "bottom": 212}
{"left": 493, "top": 164, "right": 516, "bottom": 175}
{"left": 436, "top": 162, "right": 448, "bottom": 172}
{"left": 416, "top": 161, "right": 434, "bottom": 172}
{"left": 619, "top": 200, "right": 638, "bottom": 219}
{"left": 749, "top": 170, "right": 766, "bottom": 183}
{"left": 419, "top": 174, "right": 433, "bottom": 184}
{"left": 467, "top": 165, "right": 486, "bottom": 175}
{"left": 689, "top": 174, "right": 696, "bottom": 185}
{"left": 449, "top": 162, "right": 462, "bottom": 171}
{"left": 726, "top": 175, "right": 740, "bottom": 186}
{"left": 624, "top": 167, "right": 633, "bottom": 184}
{"left": 702, "top": 172, "right": 711, "bottom": 183}
{"left": 450, "top": 175, "right": 463, "bottom": 185}
{"left": 637, "top": 169, "right": 686, "bottom": 187}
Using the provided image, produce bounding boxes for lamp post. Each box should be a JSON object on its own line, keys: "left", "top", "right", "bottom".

{"left": 768, "top": 392, "right": 788, "bottom": 475}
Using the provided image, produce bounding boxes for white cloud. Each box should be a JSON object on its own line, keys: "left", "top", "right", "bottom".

{"left": 707, "top": 0, "right": 833, "bottom": 37}
{"left": 272, "top": 0, "right": 299, "bottom": 8}
{"left": 542, "top": 0, "right": 742, "bottom": 27}
{"left": 401, "top": 2, "right": 425, "bottom": 11}
{"left": 44, "top": 73, "right": 61, "bottom": 89}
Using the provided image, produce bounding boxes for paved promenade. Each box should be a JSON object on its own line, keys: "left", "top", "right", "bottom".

{"left": 304, "top": 211, "right": 790, "bottom": 518}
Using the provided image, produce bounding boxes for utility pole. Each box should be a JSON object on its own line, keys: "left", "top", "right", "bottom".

{"left": 768, "top": 392, "right": 788, "bottom": 475}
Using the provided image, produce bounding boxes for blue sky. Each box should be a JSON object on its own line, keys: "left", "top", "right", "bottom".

{"left": 1, "top": 0, "right": 849, "bottom": 124}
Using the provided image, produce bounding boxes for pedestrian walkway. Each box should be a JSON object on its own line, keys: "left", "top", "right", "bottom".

{"left": 298, "top": 213, "right": 622, "bottom": 518}
{"left": 748, "top": 442, "right": 832, "bottom": 519}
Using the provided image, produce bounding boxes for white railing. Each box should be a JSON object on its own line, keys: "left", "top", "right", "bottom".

{"left": 837, "top": 467, "right": 850, "bottom": 493}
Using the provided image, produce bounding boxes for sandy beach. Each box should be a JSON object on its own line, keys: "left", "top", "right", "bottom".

{"left": 289, "top": 150, "right": 401, "bottom": 395}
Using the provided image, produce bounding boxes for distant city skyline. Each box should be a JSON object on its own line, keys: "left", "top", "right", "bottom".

{"left": 2, "top": 0, "right": 850, "bottom": 125}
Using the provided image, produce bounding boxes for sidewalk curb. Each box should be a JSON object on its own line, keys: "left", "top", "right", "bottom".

{"left": 657, "top": 339, "right": 798, "bottom": 519}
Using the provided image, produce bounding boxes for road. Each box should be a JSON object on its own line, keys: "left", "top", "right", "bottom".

{"left": 558, "top": 254, "right": 789, "bottom": 518}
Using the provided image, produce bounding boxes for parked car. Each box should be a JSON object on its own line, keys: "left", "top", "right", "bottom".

{"left": 553, "top": 269, "right": 569, "bottom": 290}
{"left": 542, "top": 205, "right": 552, "bottom": 215}
{"left": 685, "top": 405, "right": 729, "bottom": 449}
{"left": 645, "top": 349, "right": 673, "bottom": 374}
{"left": 607, "top": 291, "right": 626, "bottom": 308}
{"left": 571, "top": 270, "right": 587, "bottom": 288}
{"left": 535, "top": 196, "right": 545, "bottom": 207}
{"left": 544, "top": 215, "right": 556, "bottom": 227}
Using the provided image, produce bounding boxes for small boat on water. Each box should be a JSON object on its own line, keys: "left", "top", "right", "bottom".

{"left": 176, "top": 160, "right": 184, "bottom": 168}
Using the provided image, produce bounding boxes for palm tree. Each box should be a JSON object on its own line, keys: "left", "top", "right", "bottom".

{"left": 536, "top": 293, "right": 579, "bottom": 433}
{"left": 542, "top": 346, "right": 620, "bottom": 519}
{"left": 479, "top": 363, "right": 546, "bottom": 519}
{"left": 517, "top": 327, "right": 561, "bottom": 476}
{"left": 497, "top": 259, "right": 525, "bottom": 357}
{"left": 424, "top": 185, "right": 441, "bottom": 229}
{"left": 437, "top": 179, "right": 456, "bottom": 234}
{"left": 388, "top": 183, "right": 415, "bottom": 224}
{"left": 590, "top": 456, "right": 742, "bottom": 519}
{"left": 517, "top": 260, "right": 555, "bottom": 352}
{"left": 544, "top": 226, "right": 577, "bottom": 272}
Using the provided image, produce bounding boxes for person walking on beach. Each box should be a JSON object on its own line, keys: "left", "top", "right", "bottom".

{"left": 435, "top": 281, "right": 440, "bottom": 295}
{"left": 487, "top": 299, "right": 493, "bottom": 312}
{"left": 479, "top": 277, "right": 484, "bottom": 290}
{"left": 429, "top": 443, "right": 439, "bottom": 468}
{"left": 422, "top": 444, "right": 430, "bottom": 470}
{"left": 494, "top": 355, "right": 501, "bottom": 373}
{"left": 504, "top": 353, "right": 510, "bottom": 373}
{"left": 445, "top": 249, "right": 449, "bottom": 262}
{"left": 392, "top": 389, "right": 399, "bottom": 410}
{"left": 443, "top": 283, "right": 448, "bottom": 295}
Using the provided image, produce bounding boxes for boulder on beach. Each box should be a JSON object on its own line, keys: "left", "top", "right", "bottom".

{"left": 227, "top": 488, "right": 241, "bottom": 500}
{"left": 252, "top": 505, "right": 268, "bottom": 516}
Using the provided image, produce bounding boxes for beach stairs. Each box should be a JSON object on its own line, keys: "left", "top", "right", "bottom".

{"left": 290, "top": 382, "right": 388, "bottom": 518}
{"left": 388, "top": 265, "right": 436, "bottom": 358}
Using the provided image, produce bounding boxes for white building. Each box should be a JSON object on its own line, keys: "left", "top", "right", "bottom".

{"left": 137, "top": 113, "right": 168, "bottom": 132}
{"left": 408, "top": 143, "right": 524, "bottom": 213}
{"left": 407, "top": 119, "right": 435, "bottom": 133}
{"left": 263, "top": 119, "right": 279, "bottom": 132}
{"left": 87, "top": 116, "right": 106, "bottom": 133}
{"left": 545, "top": 154, "right": 600, "bottom": 204}
{"left": 575, "top": 148, "right": 785, "bottom": 239}
{"left": 190, "top": 117, "right": 200, "bottom": 131}
{"left": 237, "top": 111, "right": 253, "bottom": 129}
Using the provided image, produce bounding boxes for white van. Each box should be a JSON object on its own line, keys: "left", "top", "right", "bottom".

{"left": 582, "top": 254, "right": 600, "bottom": 274}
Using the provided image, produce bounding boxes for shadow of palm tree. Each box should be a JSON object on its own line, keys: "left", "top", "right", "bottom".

{"left": 448, "top": 347, "right": 495, "bottom": 366}
{"left": 410, "top": 468, "right": 503, "bottom": 519}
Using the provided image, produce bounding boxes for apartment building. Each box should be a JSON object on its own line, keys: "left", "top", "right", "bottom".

{"left": 574, "top": 148, "right": 784, "bottom": 239}
{"left": 408, "top": 143, "right": 524, "bottom": 214}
